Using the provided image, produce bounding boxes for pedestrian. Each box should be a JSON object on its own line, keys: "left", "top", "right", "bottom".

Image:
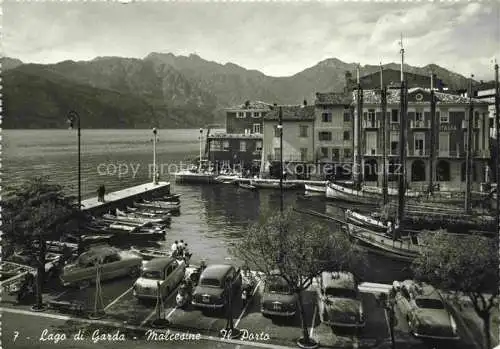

{"left": 386, "top": 220, "right": 393, "bottom": 238}
{"left": 177, "top": 240, "right": 185, "bottom": 255}
{"left": 171, "top": 240, "right": 179, "bottom": 257}
{"left": 97, "top": 185, "right": 106, "bottom": 202}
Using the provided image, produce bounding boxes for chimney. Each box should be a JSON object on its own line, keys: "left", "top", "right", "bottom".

{"left": 303, "top": 99, "right": 308, "bottom": 107}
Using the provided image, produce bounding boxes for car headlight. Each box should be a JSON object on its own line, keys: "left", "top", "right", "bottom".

{"left": 359, "top": 306, "right": 365, "bottom": 322}
{"left": 450, "top": 315, "right": 457, "bottom": 334}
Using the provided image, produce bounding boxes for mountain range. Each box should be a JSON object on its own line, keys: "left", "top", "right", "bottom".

{"left": 1, "top": 54, "right": 481, "bottom": 129}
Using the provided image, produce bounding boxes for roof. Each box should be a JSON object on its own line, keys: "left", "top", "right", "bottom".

{"left": 208, "top": 133, "right": 263, "bottom": 140}
{"left": 353, "top": 88, "right": 490, "bottom": 105}
{"left": 315, "top": 92, "right": 353, "bottom": 106}
{"left": 226, "top": 100, "right": 273, "bottom": 110}
{"left": 263, "top": 105, "right": 315, "bottom": 121}
{"left": 200, "top": 264, "right": 233, "bottom": 280}
{"left": 142, "top": 257, "right": 175, "bottom": 271}
{"left": 321, "top": 271, "right": 356, "bottom": 290}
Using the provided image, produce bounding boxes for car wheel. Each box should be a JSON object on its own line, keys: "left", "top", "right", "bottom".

{"left": 78, "top": 279, "right": 90, "bottom": 289}
{"left": 129, "top": 266, "right": 140, "bottom": 278}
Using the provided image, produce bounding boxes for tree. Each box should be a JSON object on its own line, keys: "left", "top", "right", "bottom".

{"left": 412, "top": 230, "right": 499, "bottom": 349}
{"left": 2, "top": 176, "right": 86, "bottom": 310}
{"left": 232, "top": 208, "right": 366, "bottom": 348}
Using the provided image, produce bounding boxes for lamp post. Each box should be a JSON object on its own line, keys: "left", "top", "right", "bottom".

{"left": 199, "top": 128, "right": 203, "bottom": 172}
{"left": 494, "top": 61, "right": 499, "bottom": 229}
{"left": 67, "top": 111, "right": 81, "bottom": 210}
{"left": 152, "top": 128, "right": 158, "bottom": 184}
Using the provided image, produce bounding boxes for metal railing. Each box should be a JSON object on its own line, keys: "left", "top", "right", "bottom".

{"left": 410, "top": 120, "right": 430, "bottom": 129}
{"left": 362, "top": 120, "right": 380, "bottom": 128}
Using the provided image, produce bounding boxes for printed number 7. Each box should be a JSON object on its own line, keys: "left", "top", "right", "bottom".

{"left": 13, "top": 331, "right": 19, "bottom": 342}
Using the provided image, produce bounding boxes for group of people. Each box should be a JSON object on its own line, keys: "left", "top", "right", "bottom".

{"left": 386, "top": 219, "right": 401, "bottom": 240}
{"left": 170, "top": 240, "right": 191, "bottom": 261}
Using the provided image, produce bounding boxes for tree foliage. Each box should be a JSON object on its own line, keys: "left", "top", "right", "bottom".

{"left": 233, "top": 208, "right": 366, "bottom": 346}
{"left": 412, "top": 230, "right": 499, "bottom": 349}
{"left": 2, "top": 176, "right": 85, "bottom": 249}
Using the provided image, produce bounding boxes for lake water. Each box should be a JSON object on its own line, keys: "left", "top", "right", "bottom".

{"left": 3, "top": 129, "right": 411, "bottom": 283}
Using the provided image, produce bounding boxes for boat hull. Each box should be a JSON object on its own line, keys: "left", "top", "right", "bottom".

{"left": 326, "top": 183, "right": 379, "bottom": 205}
{"left": 251, "top": 180, "right": 297, "bottom": 190}
{"left": 344, "top": 224, "right": 421, "bottom": 263}
{"left": 345, "top": 210, "right": 387, "bottom": 233}
{"left": 304, "top": 184, "right": 326, "bottom": 193}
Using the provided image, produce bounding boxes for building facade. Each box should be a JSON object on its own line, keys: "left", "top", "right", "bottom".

{"left": 314, "top": 92, "right": 354, "bottom": 179}
{"left": 260, "top": 104, "right": 315, "bottom": 178}
{"left": 354, "top": 87, "right": 490, "bottom": 191}
{"left": 225, "top": 100, "right": 272, "bottom": 134}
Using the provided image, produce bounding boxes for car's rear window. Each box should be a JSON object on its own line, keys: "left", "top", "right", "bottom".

{"left": 141, "top": 271, "right": 162, "bottom": 279}
{"left": 415, "top": 298, "right": 444, "bottom": 309}
{"left": 325, "top": 287, "right": 356, "bottom": 298}
{"left": 268, "top": 283, "right": 291, "bottom": 294}
{"left": 200, "top": 278, "right": 220, "bottom": 287}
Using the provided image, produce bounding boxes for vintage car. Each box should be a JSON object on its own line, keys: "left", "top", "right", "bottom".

{"left": 395, "top": 280, "right": 459, "bottom": 340}
{"left": 133, "top": 257, "right": 186, "bottom": 300}
{"left": 60, "top": 246, "right": 142, "bottom": 288}
{"left": 261, "top": 274, "right": 297, "bottom": 317}
{"left": 191, "top": 264, "right": 242, "bottom": 310}
{"left": 317, "top": 271, "right": 365, "bottom": 328}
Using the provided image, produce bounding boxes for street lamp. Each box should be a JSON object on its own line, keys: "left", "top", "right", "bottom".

{"left": 67, "top": 111, "right": 81, "bottom": 210}
{"left": 199, "top": 128, "right": 203, "bottom": 172}
{"left": 152, "top": 128, "right": 159, "bottom": 184}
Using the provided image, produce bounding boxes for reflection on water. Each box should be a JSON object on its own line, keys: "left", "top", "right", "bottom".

{"left": 3, "top": 130, "right": 412, "bottom": 283}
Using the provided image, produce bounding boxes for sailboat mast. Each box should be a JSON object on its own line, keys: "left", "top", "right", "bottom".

{"left": 397, "top": 35, "right": 407, "bottom": 225}
{"left": 279, "top": 106, "right": 284, "bottom": 214}
{"left": 465, "top": 75, "right": 474, "bottom": 213}
{"left": 495, "top": 61, "right": 499, "bottom": 230}
{"left": 354, "top": 65, "right": 363, "bottom": 189}
{"left": 380, "top": 64, "right": 388, "bottom": 205}
{"left": 429, "top": 73, "right": 436, "bottom": 195}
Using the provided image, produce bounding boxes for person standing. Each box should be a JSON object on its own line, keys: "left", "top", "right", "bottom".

{"left": 97, "top": 185, "right": 106, "bottom": 202}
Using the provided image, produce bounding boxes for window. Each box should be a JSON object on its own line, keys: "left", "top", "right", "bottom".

{"left": 318, "top": 131, "right": 332, "bottom": 141}
{"left": 366, "top": 132, "right": 377, "bottom": 155}
{"left": 320, "top": 147, "right": 329, "bottom": 158}
{"left": 344, "top": 148, "right": 352, "bottom": 158}
{"left": 253, "top": 112, "right": 261, "bottom": 118}
{"left": 211, "top": 140, "right": 222, "bottom": 151}
{"left": 245, "top": 112, "right": 251, "bottom": 118}
{"left": 141, "top": 270, "right": 162, "bottom": 279}
{"left": 343, "top": 111, "right": 351, "bottom": 122}
{"left": 252, "top": 123, "right": 262, "bottom": 134}
{"left": 237, "top": 112, "right": 245, "bottom": 119}
{"left": 322, "top": 113, "right": 332, "bottom": 122}
{"left": 391, "top": 109, "right": 399, "bottom": 123}
{"left": 299, "top": 125, "right": 309, "bottom": 138}
{"left": 300, "top": 148, "right": 308, "bottom": 161}
{"left": 367, "top": 109, "right": 376, "bottom": 123}
{"left": 390, "top": 132, "right": 399, "bottom": 155}
{"left": 324, "top": 287, "right": 356, "bottom": 299}
{"left": 414, "top": 133, "right": 425, "bottom": 155}
{"left": 439, "top": 133, "right": 449, "bottom": 152}
{"left": 223, "top": 140, "right": 230, "bottom": 151}
{"left": 256, "top": 141, "right": 262, "bottom": 151}
{"left": 440, "top": 112, "right": 449, "bottom": 123}
{"left": 200, "top": 278, "right": 220, "bottom": 288}
{"left": 343, "top": 131, "right": 350, "bottom": 141}
{"left": 239, "top": 141, "right": 247, "bottom": 152}
{"left": 274, "top": 126, "right": 281, "bottom": 138}
{"left": 415, "top": 299, "right": 444, "bottom": 309}
{"left": 331, "top": 148, "right": 340, "bottom": 160}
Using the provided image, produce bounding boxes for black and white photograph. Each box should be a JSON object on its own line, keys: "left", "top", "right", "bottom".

{"left": 1, "top": 1, "right": 499, "bottom": 349}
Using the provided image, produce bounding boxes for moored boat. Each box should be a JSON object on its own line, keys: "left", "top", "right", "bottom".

{"left": 102, "top": 213, "right": 164, "bottom": 225}
{"left": 238, "top": 182, "right": 257, "bottom": 191}
{"left": 304, "top": 183, "right": 326, "bottom": 193}
{"left": 343, "top": 223, "right": 422, "bottom": 263}
{"left": 135, "top": 200, "right": 181, "bottom": 211}
{"left": 345, "top": 209, "right": 387, "bottom": 233}
{"left": 129, "top": 246, "right": 172, "bottom": 260}
{"left": 116, "top": 208, "right": 171, "bottom": 223}
{"left": 250, "top": 179, "right": 297, "bottom": 190}
{"left": 326, "top": 182, "right": 380, "bottom": 205}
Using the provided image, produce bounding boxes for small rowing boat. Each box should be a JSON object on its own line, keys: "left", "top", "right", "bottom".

{"left": 304, "top": 183, "right": 326, "bottom": 193}
{"left": 250, "top": 179, "right": 297, "bottom": 190}
{"left": 238, "top": 182, "right": 257, "bottom": 191}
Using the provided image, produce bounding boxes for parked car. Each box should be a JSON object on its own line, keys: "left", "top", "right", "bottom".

{"left": 133, "top": 257, "right": 186, "bottom": 300}
{"left": 60, "top": 246, "right": 142, "bottom": 288}
{"left": 191, "top": 264, "right": 242, "bottom": 310}
{"left": 9, "top": 251, "right": 63, "bottom": 280}
{"left": 261, "top": 273, "right": 297, "bottom": 317}
{"left": 394, "top": 280, "right": 459, "bottom": 340}
{"left": 317, "top": 271, "right": 365, "bottom": 328}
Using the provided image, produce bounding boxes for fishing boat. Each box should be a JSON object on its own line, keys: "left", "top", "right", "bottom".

{"left": 344, "top": 223, "right": 422, "bottom": 263}
{"left": 326, "top": 182, "right": 380, "bottom": 205}
{"left": 102, "top": 213, "right": 164, "bottom": 225}
{"left": 304, "top": 183, "right": 326, "bottom": 193}
{"left": 116, "top": 208, "right": 171, "bottom": 223}
{"left": 214, "top": 174, "right": 241, "bottom": 184}
{"left": 250, "top": 179, "right": 297, "bottom": 190}
{"left": 129, "top": 246, "right": 172, "bottom": 260}
{"left": 238, "top": 182, "right": 257, "bottom": 191}
{"left": 153, "top": 193, "right": 181, "bottom": 203}
{"left": 135, "top": 200, "right": 181, "bottom": 211}
{"left": 345, "top": 209, "right": 388, "bottom": 233}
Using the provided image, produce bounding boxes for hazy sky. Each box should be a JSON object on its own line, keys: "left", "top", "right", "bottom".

{"left": 3, "top": 1, "right": 499, "bottom": 80}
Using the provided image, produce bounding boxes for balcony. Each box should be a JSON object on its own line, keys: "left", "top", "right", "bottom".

{"left": 461, "top": 120, "right": 480, "bottom": 129}
{"left": 362, "top": 120, "right": 380, "bottom": 129}
{"left": 410, "top": 120, "right": 430, "bottom": 129}
{"left": 364, "top": 148, "right": 380, "bottom": 156}
{"left": 437, "top": 150, "right": 460, "bottom": 158}
{"left": 389, "top": 124, "right": 400, "bottom": 131}
{"left": 474, "top": 149, "right": 491, "bottom": 158}
{"left": 269, "top": 155, "right": 312, "bottom": 162}
{"left": 408, "top": 149, "right": 428, "bottom": 157}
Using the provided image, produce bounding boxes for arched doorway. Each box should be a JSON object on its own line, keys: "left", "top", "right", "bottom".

{"left": 411, "top": 160, "right": 426, "bottom": 182}
{"left": 436, "top": 160, "right": 450, "bottom": 181}
{"left": 363, "top": 159, "right": 378, "bottom": 182}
